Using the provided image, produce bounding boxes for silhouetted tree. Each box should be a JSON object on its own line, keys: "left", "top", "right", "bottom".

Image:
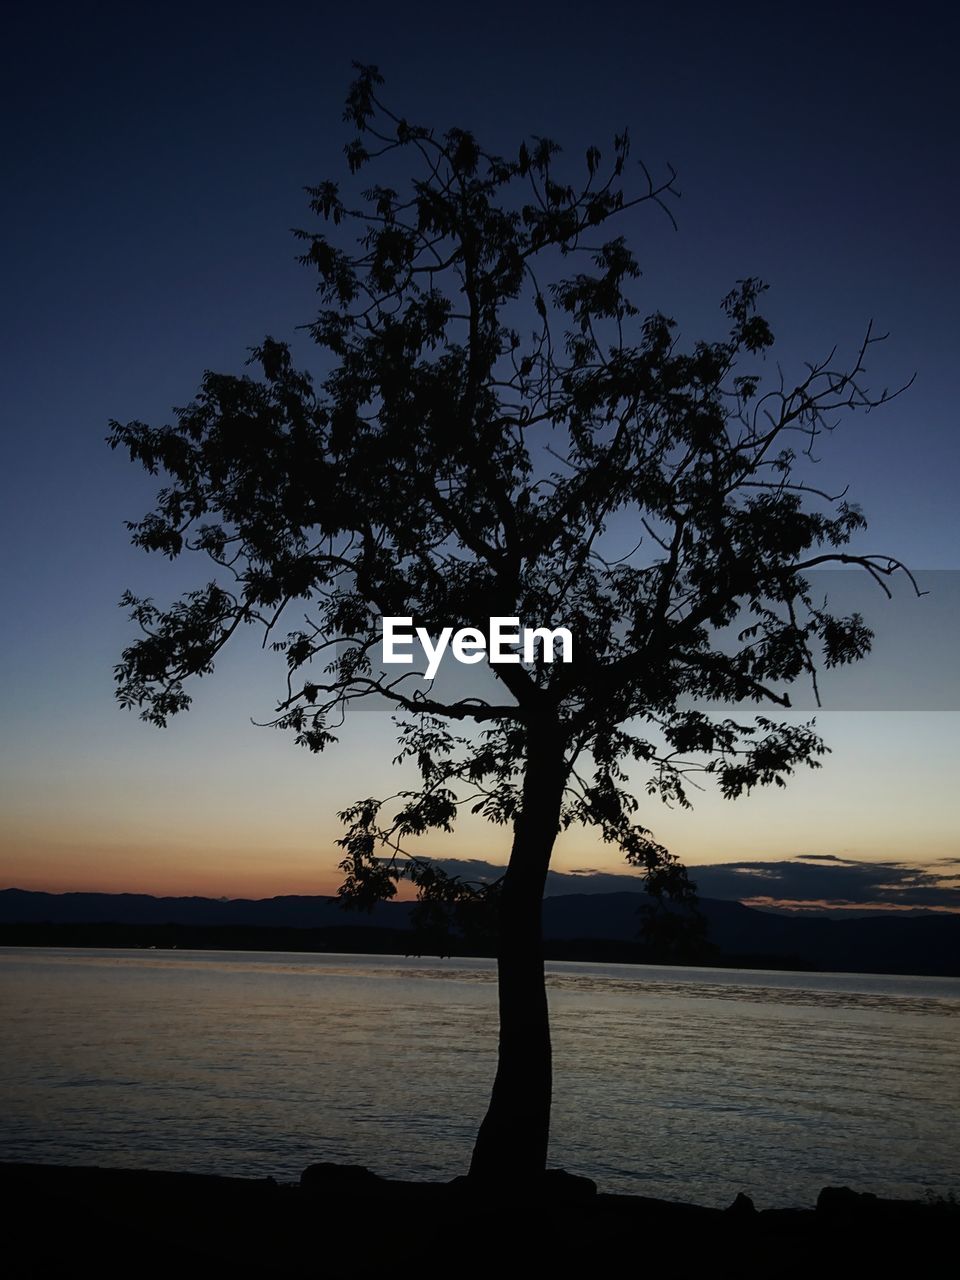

{"left": 111, "top": 65, "right": 914, "bottom": 1185}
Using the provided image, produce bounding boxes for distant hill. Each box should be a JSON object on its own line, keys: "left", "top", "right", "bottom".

{"left": 0, "top": 888, "right": 406, "bottom": 929}
{"left": 1, "top": 887, "right": 958, "bottom": 977}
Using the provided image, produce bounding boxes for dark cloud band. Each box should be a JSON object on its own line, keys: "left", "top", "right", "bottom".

{"left": 418, "top": 855, "right": 960, "bottom": 913}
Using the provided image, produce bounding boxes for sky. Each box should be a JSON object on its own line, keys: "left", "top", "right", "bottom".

{"left": 1, "top": 2, "right": 958, "bottom": 906}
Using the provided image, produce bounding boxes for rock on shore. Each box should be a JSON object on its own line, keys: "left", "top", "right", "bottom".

{"left": 3, "top": 1161, "right": 955, "bottom": 1277}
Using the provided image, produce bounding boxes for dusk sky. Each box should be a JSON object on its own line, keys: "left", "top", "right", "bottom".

{"left": 1, "top": 3, "right": 957, "bottom": 904}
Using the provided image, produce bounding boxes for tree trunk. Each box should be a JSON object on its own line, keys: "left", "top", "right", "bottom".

{"left": 468, "top": 721, "right": 567, "bottom": 1184}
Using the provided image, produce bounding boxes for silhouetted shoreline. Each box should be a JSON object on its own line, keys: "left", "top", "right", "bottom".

{"left": 3, "top": 916, "right": 960, "bottom": 977}
{"left": 3, "top": 1161, "right": 956, "bottom": 1277}
{"left": 0, "top": 921, "right": 819, "bottom": 973}
{"left": 4, "top": 887, "right": 958, "bottom": 976}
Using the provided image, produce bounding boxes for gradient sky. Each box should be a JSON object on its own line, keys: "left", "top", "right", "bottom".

{"left": 1, "top": 2, "right": 958, "bottom": 900}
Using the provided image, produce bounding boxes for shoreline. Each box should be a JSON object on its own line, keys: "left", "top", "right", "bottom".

{"left": 5, "top": 936, "right": 960, "bottom": 983}
{"left": 4, "top": 1160, "right": 957, "bottom": 1277}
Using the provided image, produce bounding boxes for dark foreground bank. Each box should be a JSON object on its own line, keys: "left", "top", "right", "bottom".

{"left": 3, "top": 1162, "right": 956, "bottom": 1278}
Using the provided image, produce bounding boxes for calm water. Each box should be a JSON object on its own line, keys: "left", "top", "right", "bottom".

{"left": 1, "top": 948, "right": 958, "bottom": 1207}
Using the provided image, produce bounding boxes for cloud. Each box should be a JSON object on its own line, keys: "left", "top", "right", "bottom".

{"left": 690, "top": 858, "right": 960, "bottom": 911}
{"left": 798, "top": 854, "right": 858, "bottom": 863}
{"left": 419, "top": 854, "right": 960, "bottom": 913}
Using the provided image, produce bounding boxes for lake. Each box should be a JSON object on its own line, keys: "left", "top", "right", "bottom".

{"left": 1, "top": 948, "right": 958, "bottom": 1207}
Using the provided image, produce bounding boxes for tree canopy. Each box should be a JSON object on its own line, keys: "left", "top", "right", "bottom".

{"left": 111, "top": 64, "right": 914, "bottom": 1180}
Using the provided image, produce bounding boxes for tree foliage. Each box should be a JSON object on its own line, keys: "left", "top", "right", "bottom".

{"left": 111, "top": 63, "right": 914, "bottom": 941}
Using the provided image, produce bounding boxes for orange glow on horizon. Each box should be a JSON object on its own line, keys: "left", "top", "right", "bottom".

{"left": 741, "top": 895, "right": 960, "bottom": 915}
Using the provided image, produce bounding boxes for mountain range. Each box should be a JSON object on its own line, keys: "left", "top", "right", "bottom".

{"left": 2, "top": 887, "right": 958, "bottom": 977}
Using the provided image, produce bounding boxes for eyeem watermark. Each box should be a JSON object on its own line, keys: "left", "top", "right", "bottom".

{"left": 381, "top": 616, "right": 573, "bottom": 680}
